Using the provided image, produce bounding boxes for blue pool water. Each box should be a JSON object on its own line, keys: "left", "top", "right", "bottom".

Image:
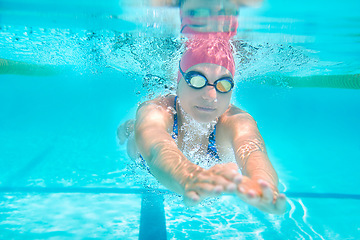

{"left": 1, "top": 0, "right": 360, "bottom": 239}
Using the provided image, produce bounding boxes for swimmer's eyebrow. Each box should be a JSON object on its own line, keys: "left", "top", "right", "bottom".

{"left": 191, "top": 69, "right": 232, "bottom": 79}
{"left": 209, "top": 72, "right": 233, "bottom": 80}
{"left": 218, "top": 73, "right": 233, "bottom": 79}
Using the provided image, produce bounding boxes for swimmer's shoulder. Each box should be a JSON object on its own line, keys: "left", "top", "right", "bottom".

{"left": 222, "top": 104, "right": 252, "bottom": 119}
{"left": 136, "top": 95, "right": 176, "bottom": 124}
{"left": 219, "top": 105, "right": 258, "bottom": 131}
{"left": 217, "top": 105, "right": 260, "bottom": 146}
{"left": 138, "top": 94, "right": 175, "bottom": 110}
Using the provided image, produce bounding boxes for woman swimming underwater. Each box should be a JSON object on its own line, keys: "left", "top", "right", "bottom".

{"left": 118, "top": 39, "right": 286, "bottom": 214}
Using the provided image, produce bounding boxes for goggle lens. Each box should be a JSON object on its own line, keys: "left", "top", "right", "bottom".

{"left": 189, "top": 75, "right": 207, "bottom": 88}
{"left": 187, "top": 74, "right": 233, "bottom": 93}
{"left": 179, "top": 62, "right": 234, "bottom": 93}
{"left": 216, "top": 80, "right": 232, "bottom": 92}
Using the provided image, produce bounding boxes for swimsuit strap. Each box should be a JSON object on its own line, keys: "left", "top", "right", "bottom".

{"left": 172, "top": 96, "right": 178, "bottom": 140}
{"left": 207, "top": 125, "right": 220, "bottom": 160}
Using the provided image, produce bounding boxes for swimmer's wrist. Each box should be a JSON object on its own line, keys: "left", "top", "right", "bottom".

{"left": 250, "top": 167, "right": 278, "bottom": 186}
{"left": 178, "top": 165, "right": 204, "bottom": 193}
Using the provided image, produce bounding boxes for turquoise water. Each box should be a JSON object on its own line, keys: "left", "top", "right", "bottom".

{"left": 1, "top": 0, "right": 360, "bottom": 239}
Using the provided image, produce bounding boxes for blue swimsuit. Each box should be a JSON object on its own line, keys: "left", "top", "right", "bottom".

{"left": 140, "top": 96, "right": 219, "bottom": 171}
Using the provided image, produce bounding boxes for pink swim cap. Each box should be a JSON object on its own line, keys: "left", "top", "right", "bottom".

{"left": 177, "top": 39, "right": 235, "bottom": 83}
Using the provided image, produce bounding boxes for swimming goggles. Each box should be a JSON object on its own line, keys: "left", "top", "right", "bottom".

{"left": 179, "top": 62, "right": 234, "bottom": 93}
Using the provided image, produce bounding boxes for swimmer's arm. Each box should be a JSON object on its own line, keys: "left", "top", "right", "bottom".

{"left": 134, "top": 101, "right": 201, "bottom": 195}
{"left": 135, "top": 101, "right": 246, "bottom": 205}
{"left": 225, "top": 111, "right": 286, "bottom": 214}
{"left": 229, "top": 113, "right": 278, "bottom": 187}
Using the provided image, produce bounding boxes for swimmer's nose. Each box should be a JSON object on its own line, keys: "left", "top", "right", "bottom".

{"left": 202, "top": 85, "right": 217, "bottom": 102}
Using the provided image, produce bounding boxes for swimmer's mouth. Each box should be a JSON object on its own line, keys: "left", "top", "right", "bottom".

{"left": 195, "top": 106, "right": 216, "bottom": 112}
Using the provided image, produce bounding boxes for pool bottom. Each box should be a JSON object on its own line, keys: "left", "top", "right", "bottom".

{"left": 1, "top": 188, "right": 359, "bottom": 239}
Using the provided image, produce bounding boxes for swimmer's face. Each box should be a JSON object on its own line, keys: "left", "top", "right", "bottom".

{"left": 177, "top": 63, "right": 233, "bottom": 123}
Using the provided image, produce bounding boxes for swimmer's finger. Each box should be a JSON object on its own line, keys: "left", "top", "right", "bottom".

{"left": 209, "top": 175, "right": 237, "bottom": 193}
{"left": 211, "top": 175, "right": 236, "bottom": 188}
{"left": 258, "top": 179, "right": 274, "bottom": 204}
{"left": 236, "top": 184, "right": 259, "bottom": 203}
{"left": 187, "top": 183, "right": 224, "bottom": 198}
{"left": 274, "top": 194, "right": 287, "bottom": 214}
{"left": 236, "top": 178, "right": 263, "bottom": 205}
{"left": 220, "top": 169, "right": 243, "bottom": 183}
{"left": 236, "top": 176, "right": 257, "bottom": 196}
{"left": 245, "top": 189, "right": 261, "bottom": 205}
{"left": 211, "top": 164, "right": 243, "bottom": 185}
{"left": 258, "top": 193, "right": 287, "bottom": 215}
{"left": 194, "top": 173, "right": 217, "bottom": 184}
{"left": 193, "top": 172, "right": 236, "bottom": 188}
{"left": 191, "top": 170, "right": 237, "bottom": 193}
{"left": 183, "top": 191, "right": 200, "bottom": 207}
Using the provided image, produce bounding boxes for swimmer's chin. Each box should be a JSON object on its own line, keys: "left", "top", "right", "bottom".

{"left": 190, "top": 112, "right": 218, "bottom": 124}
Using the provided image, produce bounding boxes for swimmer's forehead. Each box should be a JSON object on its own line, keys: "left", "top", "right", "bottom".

{"left": 187, "top": 63, "right": 233, "bottom": 78}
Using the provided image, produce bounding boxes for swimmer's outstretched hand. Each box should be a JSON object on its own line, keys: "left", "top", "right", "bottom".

{"left": 235, "top": 176, "right": 287, "bottom": 215}
{"left": 181, "top": 163, "right": 286, "bottom": 214}
{"left": 183, "top": 163, "right": 242, "bottom": 206}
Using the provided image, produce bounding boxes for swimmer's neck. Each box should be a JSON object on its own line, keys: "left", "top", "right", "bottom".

{"left": 177, "top": 104, "right": 217, "bottom": 136}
